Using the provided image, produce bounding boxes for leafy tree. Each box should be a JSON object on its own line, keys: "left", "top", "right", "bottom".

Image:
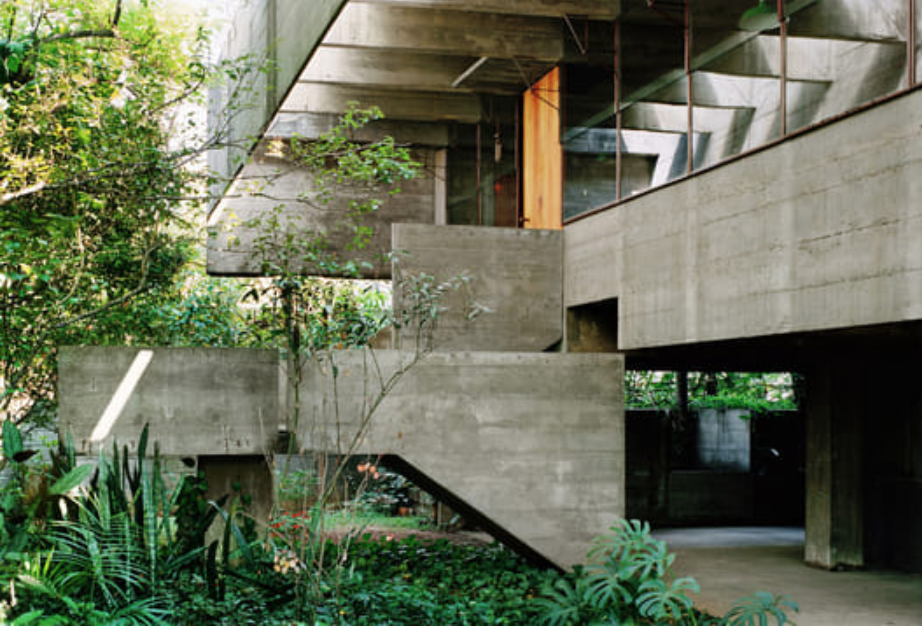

{"left": 0, "top": 0, "right": 223, "bottom": 425}
{"left": 626, "top": 371, "right": 797, "bottom": 412}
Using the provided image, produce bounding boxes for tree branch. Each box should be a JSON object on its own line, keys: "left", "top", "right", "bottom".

{"left": 42, "top": 28, "right": 117, "bottom": 44}
{"left": 0, "top": 181, "right": 47, "bottom": 206}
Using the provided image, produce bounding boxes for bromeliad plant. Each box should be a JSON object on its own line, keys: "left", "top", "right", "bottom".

{"left": 536, "top": 519, "right": 798, "bottom": 626}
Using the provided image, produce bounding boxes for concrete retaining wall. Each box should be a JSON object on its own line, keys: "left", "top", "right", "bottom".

{"left": 298, "top": 349, "right": 624, "bottom": 568}
{"left": 564, "top": 88, "right": 922, "bottom": 349}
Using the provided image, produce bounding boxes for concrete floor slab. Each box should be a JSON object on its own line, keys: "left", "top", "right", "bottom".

{"left": 654, "top": 527, "right": 922, "bottom": 626}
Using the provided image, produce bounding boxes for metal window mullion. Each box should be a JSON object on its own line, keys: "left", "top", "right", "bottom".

{"left": 779, "top": 0, "right": 788, "bottom": 137}
{"left": 909, "top": 0, "right": 917, "bottom": 85}
{"left": 615, "top": 19, "right": 623, "bottom": 201}
{"left": 685, "top": 0, "right": 694, "bottom": 174}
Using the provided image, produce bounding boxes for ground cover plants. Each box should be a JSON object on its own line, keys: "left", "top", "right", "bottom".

{"left": 0, "top": 419, "right": 799, "bottom": 625}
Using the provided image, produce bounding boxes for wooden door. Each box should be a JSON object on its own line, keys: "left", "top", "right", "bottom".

{"left": 522, "top": 68, "right": 562, "bottom": 230}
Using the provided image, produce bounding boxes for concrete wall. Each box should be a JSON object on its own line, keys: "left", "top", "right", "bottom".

{"left": 626, "top": 409, "right": 804, "bottom": 525}
{"left": 58, "top": 347, "right": 280, "bottom": 457}
{"left": 208, "top": 0, "right": 347, "bottom": 193}
{"left": 564, "top": 88, "right": 922, "bottom": 350}
{"left": 297, "top": 350, "right": 624, "bottom": 569}
{"left": 208, "top": 147, "right": 439, "bottom": 278}
{"left": 667, "top": 471, "right": 755, "bottom": 523}
{"left": 391, "top": 224, "right": 563, "bottom": 352}
{"left": 697, "top": 408, "right": 751, "bottom": 472}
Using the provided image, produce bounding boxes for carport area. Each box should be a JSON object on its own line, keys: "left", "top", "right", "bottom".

{"left": 655, "top": 527, "right": 922, "bottom": 626}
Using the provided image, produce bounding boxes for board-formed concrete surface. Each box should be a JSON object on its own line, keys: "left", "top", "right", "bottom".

{"left": 565, "top": 88, "right": 922, "bottom": 349}
{"left": 391, "top": 224, "right": 563, "bottom": 352}
{"left": 208, "top": 147, "right": 439, "bottom": 278}
{"left": 207, "top": 0, "right": 347, "bottom": 190}
{"left": 297, "top": 349, "right": 624, "bottom": 568}
{"left": 58, "top": 347, "right": 280, "bottom": 456}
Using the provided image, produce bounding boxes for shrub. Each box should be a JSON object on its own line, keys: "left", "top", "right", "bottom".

{"left": 535, "top": 519, "right": 798, "bottom": 626}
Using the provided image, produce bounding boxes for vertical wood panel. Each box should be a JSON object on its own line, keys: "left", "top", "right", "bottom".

{"left": 523, "top": 68, "right": 563, "bottom": 230}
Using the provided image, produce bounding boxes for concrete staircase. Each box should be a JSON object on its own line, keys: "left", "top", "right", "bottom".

{"left": 565, "top": 0, "right": 911, "bottom": 201}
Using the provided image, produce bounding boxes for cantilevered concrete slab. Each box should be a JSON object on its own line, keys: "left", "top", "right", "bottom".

{"left": 208, "top": 0, "right": 347, "bottom": 189}
{"left": 298, "top": 350, "right": 624, "bottom": 569}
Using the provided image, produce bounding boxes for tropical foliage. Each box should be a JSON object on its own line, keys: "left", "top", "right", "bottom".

{"left": 535, "top": 519, "right": 798, "bottom": 626}
{"left": 0, "top": 0, "right": 220, "bottom": 425}
{"left": 626, "top": 371, "right": 798, "bottom": 412}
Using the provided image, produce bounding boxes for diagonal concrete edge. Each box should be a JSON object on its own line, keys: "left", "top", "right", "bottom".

{"left": 298, "top": 349, "right": 625, "bottom": 569}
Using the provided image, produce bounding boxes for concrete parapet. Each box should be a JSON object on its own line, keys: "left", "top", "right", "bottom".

{"left": 392, "top": 224, "right": 563, "bottom": 352}
{"left": 58, "top": 347, "right": 280, "bottom": 457}
{"left": 565, "top": 89, "right": 922, "bottom": 349}
{"left": 297, "top": 349, "right": 625, "bottom": 569}
{"left": 207, "top": 147, "right": 439, "bottom": 278}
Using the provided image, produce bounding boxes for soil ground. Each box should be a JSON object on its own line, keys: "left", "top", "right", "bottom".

{"left": 326, "top": 525, "right": 493, "bottom": 548}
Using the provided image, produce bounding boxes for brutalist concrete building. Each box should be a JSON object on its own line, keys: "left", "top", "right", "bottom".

{"left": 174, "top": 0, "right": 922, "bottom": 572}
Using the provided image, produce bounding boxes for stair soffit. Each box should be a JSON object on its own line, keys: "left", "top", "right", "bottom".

{"left": 277, "top": 1, "right": 621, "bottom": 124}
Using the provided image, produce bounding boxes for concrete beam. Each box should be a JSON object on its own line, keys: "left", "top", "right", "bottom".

{"left": 351, "top": 0, "right": 620, "bottom": 19}
{"left": 303, "top": 48, "right": 475, "bottom": 92}
{"left": 268, "top": 112, "right": 451, "bottom": 146}
{"left": 301, "top": 47, "right": 523, "bottom": 96}
{"left": 282, "top": 83, "right": 484, "bottom": 124}
{"left": 299, "top": 350, "right": 625, "bottom": 569}
{"left": 391, "top": 224, "right": 564, "bottom": 352}
{"left": 323, "top": 3, "right": 565, "bottom": 61}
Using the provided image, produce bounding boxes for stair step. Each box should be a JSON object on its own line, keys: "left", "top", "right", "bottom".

{"left": 706, "top": 34, "right": 907, "bottom": 82}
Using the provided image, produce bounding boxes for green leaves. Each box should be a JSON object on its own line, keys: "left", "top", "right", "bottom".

{"left": 537, "top": 519, "right": 799, "bottom": 626}
{"left": 723, "top": 592, "right": 799, "bottom": 626}
{"left": 48, "top": 464, "right": 94, "bottom": 497}
{"left": 636, "top": 577, "right": 699, "bottom": 622}
{"left": 3, "top": 418, "right": 24, "bottom": 461}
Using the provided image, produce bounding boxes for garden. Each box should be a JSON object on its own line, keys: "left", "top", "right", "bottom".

{"left": 0, "top": 1, "right": 798, "bottom": 623}
{"left": 0, "top": 418, "right": 798, "bottom": 625}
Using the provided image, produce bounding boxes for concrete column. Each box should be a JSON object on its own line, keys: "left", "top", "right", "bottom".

{"left": 200, "top": 455, "right": 275, "bottom": 535}
{"left": 804, "top": 361, "right": 865, "bottom": 569}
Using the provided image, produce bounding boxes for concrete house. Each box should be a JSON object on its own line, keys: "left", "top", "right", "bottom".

{"left": 132, "top": 0, "right": 922, "bottom": 572}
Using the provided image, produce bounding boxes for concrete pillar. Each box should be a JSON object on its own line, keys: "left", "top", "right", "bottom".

{"left": 200, "top": 455, "right": 275, "bottom": 536}
{"left": 804, "top": 362, "right": 865, "bottom": 569}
